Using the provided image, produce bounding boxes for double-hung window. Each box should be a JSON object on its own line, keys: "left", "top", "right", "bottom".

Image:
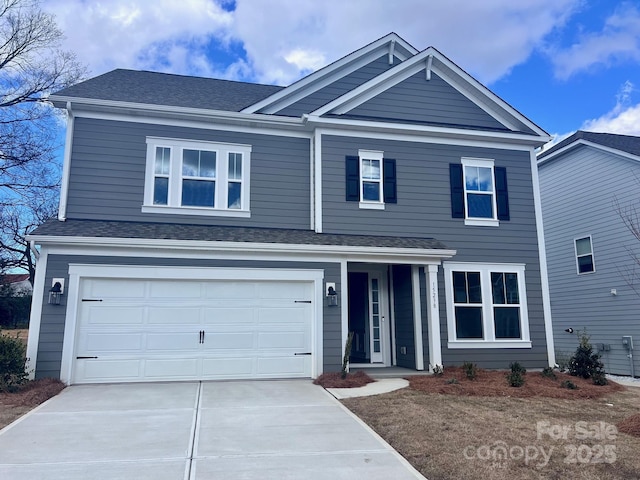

{"left": 143, "top": 138, "right": 251, "bottom": 217}
{"left": 345, "top": 150, "right": 397, "bottom": 209}
{"left": 575, "top": 236, "right": 595, "bottom": 274}
{"left": 450, "top": 158, "right": 509, "bottom": 226}
{"left": 444, "top": 262, "right": 531, "bottom": 348}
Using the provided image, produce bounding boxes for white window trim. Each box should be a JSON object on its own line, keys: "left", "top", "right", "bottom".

{"left": 444, "top": 262, "right": 531, "bottom": 349}
{"left": 358, "top": 149, "right": 385, "bottom": 210}
{"left": 461, "top": 157, "right": 499, "bottom": 227}
{"left": 143, "top": 137, "right": 251, "bottom": 217}
{"left": 574, "top": 235, "right": 596, "bottom": 275}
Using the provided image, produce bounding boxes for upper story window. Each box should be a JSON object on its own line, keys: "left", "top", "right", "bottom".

{"left": 444, "top": 262, "right": 531, "bottom": 349}
{"left": 345, "top": 150, "right": 396, "bottom": 209}
{"left": 575, "top": 236, "right": 595, "bottom": 274}
{"left": 450, "top": 158, "right": 509, "bottom": 227}
{"left": 143, "top": 137, "right": 251, "bottom": 218}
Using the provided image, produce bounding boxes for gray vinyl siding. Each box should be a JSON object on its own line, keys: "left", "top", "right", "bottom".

{"left": 65, "top": 118, "right": 311, "bottom": 229}
{"left": 323, "top": 134, "right": 548, "bottom": 368}
{"left": 346, "top": 72, "right": 506, "bottom": 130}
{"left": 35, "top": 255, "right": 341, "bottom": 380}
{"left": 539, "top": 145, "right": 640, "bottom": 376}
{"left": 392, "top": 265, "right": 416, "bottom": 369}
{"left": 272, "top": 55, "right": 400, "bottom": 117}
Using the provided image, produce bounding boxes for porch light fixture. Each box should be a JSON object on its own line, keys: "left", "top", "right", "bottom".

{"left": 327, "top": 285, "right": 339, "bottom": 307}
{"left": 49, "top": 280, "right": 64, "bottom": 305}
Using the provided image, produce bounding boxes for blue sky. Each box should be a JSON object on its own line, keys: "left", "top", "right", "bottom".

{"left": 45, "top": 0, "right": 640, "bottom": 142}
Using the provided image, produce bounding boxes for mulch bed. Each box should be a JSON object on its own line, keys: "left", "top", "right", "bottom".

{"left": 313, "top": 371, "right": 375, "bottom": 388}
{"left": 0, "top": 378, "right": 65, "bottom": 407}
{"left": 618, "top": 413, "right": 640, "bottom": 438}
{"left": 409, "top": 366, "right": 625, "bottom": 399}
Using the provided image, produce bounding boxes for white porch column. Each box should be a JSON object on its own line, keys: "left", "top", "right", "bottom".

{"left": 411, "top": 265, "right": 425, "bottom": 370}
{"left": 426, "top": 264, "right": 443, "bottom": 370}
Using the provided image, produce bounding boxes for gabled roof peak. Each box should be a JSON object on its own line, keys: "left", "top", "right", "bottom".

{"left": 539, "top": 130, "right": 640, "bottom": 161}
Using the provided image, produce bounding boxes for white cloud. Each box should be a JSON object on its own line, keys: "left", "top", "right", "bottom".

{"left": 45, "top": 0, "right": 580, "bottom": 85}
{"left": 580, "top": 81, "right": 640, "bottom": 135}
{"left": 550, "top": 2, "right": 640, "bottom": 80}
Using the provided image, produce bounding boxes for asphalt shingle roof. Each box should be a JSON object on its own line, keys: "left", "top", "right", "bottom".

{"left": 31, "top": 219, "right": 450, "bottom": 251}
{"left": 52, "top": 69, "right": 284, "bottom": 112}
{"left": 539, "top": 130, "right": 640, "bottom": 159}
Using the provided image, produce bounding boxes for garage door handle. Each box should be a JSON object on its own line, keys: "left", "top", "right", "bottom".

{"left": 76, "top": 356, "right": 98, "bottom": 359}
{"left": 82, "top": 299, "right": 103, "bottom": 302}
{"left": 294, "top": 352, "right": 312, "bottom": 356}
{"left": 295, "top": 300, "right": 312, "bottom": 303}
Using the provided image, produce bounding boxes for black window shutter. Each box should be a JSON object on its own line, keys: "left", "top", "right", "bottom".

{"left": 345, "top": 156, "right": 359, "bottom": 201}
{"left": 495, "top": 166, "right": 510, "bottom": 221}
{"left": 449, "top": 163, "right": 464, "bottom": 218}
{"left": 383, "top": 158, "right": 397, "bottom": 203}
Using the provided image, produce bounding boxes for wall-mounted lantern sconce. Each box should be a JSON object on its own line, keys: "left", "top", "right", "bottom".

{"left": 326, "top": 282, "right": 339, "bottom": 307}
{"left": 564, "top": 327, "right": 574, "bottom": 334}
{"left": 49, "top": 278, "right": 65, "bottom": 305}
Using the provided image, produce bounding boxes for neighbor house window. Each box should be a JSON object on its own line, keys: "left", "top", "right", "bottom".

{"left": 444, "top": 262, "right": 531, "bottom": 348}
{"left": 449, "top": 158, "right": 509, "bottom": 226}
{"left": 575, "top": 236, "right": 595, "bottom": 274}
{"left": 345, "top": 150, "right": 397, "bottom": 209}
{"left": 143, "top": 138, "right": 251, "bottom": 217}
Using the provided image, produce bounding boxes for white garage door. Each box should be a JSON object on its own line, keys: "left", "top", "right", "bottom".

{"left": 73, "top": 277, "right": 314, "bottom": 384}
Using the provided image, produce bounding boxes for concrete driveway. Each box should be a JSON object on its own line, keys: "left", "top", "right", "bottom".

{"left": 0, "top": 380, "right": 425, "bottom": 480}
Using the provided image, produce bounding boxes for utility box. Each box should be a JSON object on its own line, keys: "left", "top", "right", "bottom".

{"left": 622, "top": 336, "right": 634, "bottom": 350}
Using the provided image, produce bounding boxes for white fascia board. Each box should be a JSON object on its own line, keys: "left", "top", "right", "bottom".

{"left": 306, "top": 116, "right": 550, "bottom": 148}
{"left": 28, "top": 235, "right": 456, "bottom": 262}
{"left": 538, "top": 139, "right": 640, "bottom": 166}
{"left": 50, "top": 96, "right": 305, "bottom": 129}
{"left": 242, "top": 33, "right": 418, "bottom": 114}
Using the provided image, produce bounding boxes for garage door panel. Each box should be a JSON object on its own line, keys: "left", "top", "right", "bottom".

{"left": 84, "top": 279, "right": 146, "bottom": 298}
{"left": 77, "top": 359, "right": 142, "bottom": 382}
{"left": 84, "top": 333, "right": 143, "bottom": 352}
{"left": 144, "top": 358, "right": 198, "bottom": 378}
{"left": 201, "top": 357, "right": 254, "bottom": 377}
{"left": 146, "top": 332, "right": 198, "bottom": 351}
{"left": 204, "top": 282, "right": 257, "bottom": 299}
{"left": 84, "top": 306, "right": 145, "bottom": 325}
{"left": 202, "top": 307, "right": 254, "bottom": 324}
{"left": 258, "top": 332, "right": 306, "bottom": 349}
{"left": 73, "top": 276, "right": 315, "bottom": 383}
{"left": 148, "top": 307, "right": 201, "bottom": 325}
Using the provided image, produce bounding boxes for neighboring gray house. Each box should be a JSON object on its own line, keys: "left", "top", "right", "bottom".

{"left": 538, "top": 131, "right": 640, "bottom": 377}
{"left": 27, "top": 33, "right": 554, "bottom": 385}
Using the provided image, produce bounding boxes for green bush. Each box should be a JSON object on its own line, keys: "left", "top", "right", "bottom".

{"left": 509, "top": 361, "right": 526, "bottom": 375}
{"left": 507, "top": 371, "right": 525, "bottom": 387}
{"left": 541, "top": 367, "right": 557, "bottom": 379}
{"left": 0, "top": 331, "right": 28, "bottom": 392}
{"left": 446, "top": 377, "right": 459, "bottom": 385}
{"left": 462, "top": 361, "right": 478, "bottom": 380}
{"left": 592, "top": 370, "right": 608, "bottom": 386}
{"left": 568, "top": 329, "right": 606, "bottom": 383}
{"left": 561, "top": 380, "right": 578, "bottom": 390}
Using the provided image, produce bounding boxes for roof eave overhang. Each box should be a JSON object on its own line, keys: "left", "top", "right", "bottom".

{"left": 28, "top": 234, "right": 457, "bottom": 263}
{"left": 538, "top": 139, "right": 640, "bottom": 166}
{"left": 49, "top": 95, "right": 306, "bottom": 130}
{"left": 304, "top": 114, "right": 550, "bottom": 147}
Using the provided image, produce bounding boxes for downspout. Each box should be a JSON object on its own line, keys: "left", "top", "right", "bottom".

{"left": 58, "top": 102, "right": 74, "bottom": 221}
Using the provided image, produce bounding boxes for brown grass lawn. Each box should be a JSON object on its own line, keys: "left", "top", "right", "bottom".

{"left": 343, "top": 370, "right": 640, "bottom": 480}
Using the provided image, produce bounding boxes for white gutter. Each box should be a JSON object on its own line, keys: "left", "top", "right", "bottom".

{"left": 58, "top": 102, "right": 74, "bottom": 221}
{"left": 27, "top": 234, "right": 456, "bottom": 260}
{"left": 29, "top": 240, "right": 40, "bottom": 260}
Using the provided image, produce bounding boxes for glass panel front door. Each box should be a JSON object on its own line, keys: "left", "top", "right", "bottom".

{"left": 370, "top": 276, "right": 383, "bottom": 363}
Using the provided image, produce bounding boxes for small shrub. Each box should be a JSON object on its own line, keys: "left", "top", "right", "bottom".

{"left": 568, "top": 329, "right": 606, "bottom": 381}
{"left": 0, "top": 332, "right": 28, "bottom": 392}
{"left": 507, "top": 371, "right": 525, "bottom": 387}
{"left": 510, "top": 361, "right": 526, "bottom": 375}
{"left": 432, "top": 364, "right": 444, "bottom": 377}
{"left": 541, "top": 367, "right": 557, "bottom": 380}
{"left": 561, "top": 380, "right": 578, "bottom": 390}
{"left": 462, "top": 361, "right": 478, "bottom": 380}
{"left": 446, "top": 377, "right": 459, "bottom": 385}
{"left": 592, "top": 371, "right": 608, "bottom": 386}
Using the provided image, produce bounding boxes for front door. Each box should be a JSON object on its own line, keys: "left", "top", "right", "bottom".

{"left": 348, "top": 269, "right": 389, "bottom": 365}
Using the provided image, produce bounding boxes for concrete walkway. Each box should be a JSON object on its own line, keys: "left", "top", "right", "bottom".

{"left": 0, "top": 380, "right": 425, "bottom": 480}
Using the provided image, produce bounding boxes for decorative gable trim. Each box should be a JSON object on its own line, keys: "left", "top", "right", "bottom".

{"left": 241, "top": 33, "right": 418, "bottom": 115}
{"left": 310, "top": 47, "right": 548, "bottom": 139}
